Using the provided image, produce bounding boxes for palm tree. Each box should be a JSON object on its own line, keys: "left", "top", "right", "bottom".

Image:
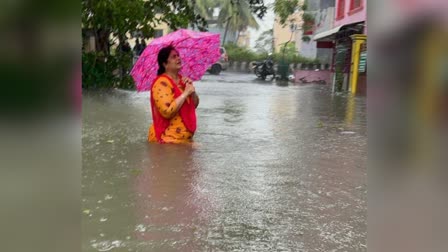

{"left": 194, "top": 0, "right": 218, "bottom": 21}
{"left": 217, "top": 0, "right": 259, "bottom": 45}
{"left": 192, "top": 0, "right": 259, "bottom": 45}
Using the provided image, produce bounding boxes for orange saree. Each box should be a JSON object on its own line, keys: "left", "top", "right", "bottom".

{"left": 148, "top": 74, "right": 197, "bottom": 144}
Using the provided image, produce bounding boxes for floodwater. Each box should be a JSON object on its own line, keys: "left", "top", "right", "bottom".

{"left": 82, "top": 72, "right": 367, "bottom": 251}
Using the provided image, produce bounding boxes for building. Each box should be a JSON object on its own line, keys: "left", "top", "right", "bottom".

{"left": 313, "top": 0, "right": 336, "bottom": 65}
{"left": 272, "top": 0, "right": 335, "bottom": 63}
{"left": 124, "top": 13, "right": 170, "bottom": 51}
{"left": 297, "top": 0, "right": 319, "bottom": 59}
{"left": 313, "top": 0, "right": 367, "bottom": 95}
{"left": 273, "top": 11, "right": 302, "bottom": 53}
{"left": 295, "top": 0, "right": 337, "bottom": 65}
{"left": 83, "top": 13, "right": 172, "bottom": 55}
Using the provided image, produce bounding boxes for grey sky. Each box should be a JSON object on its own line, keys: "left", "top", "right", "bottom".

{"left": 248, "top": 0, "right": 275, "bottom": 50}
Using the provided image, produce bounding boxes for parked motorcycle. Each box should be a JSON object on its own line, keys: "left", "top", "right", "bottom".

{"left": 252, "top": 55, "right": 276, "bottom": 80}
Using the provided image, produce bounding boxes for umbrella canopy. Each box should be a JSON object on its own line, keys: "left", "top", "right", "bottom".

{"left": 130, "top": 29, "right": 221, "bottom": 92}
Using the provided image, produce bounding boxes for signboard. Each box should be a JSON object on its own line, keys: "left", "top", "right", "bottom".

{"left": 358, "top": 43, "right": 367, "bottom": 73}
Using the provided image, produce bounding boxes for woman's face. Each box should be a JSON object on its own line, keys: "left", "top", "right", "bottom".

{"left": 163, "top": 50, "right": 182, "bottom": 72}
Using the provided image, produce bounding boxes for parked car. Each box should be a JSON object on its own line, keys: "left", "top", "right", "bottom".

{"left": 208, "top": 47, "right": 229, "bottom": 75}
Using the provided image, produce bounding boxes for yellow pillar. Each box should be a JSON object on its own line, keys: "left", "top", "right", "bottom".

{"left": 411, "top": 27, "right": 446, "bottom": 171}
{"left": 344, "top": 94, "right": 356, "bottom": 126}
{"left": 349, "top": 34, "right": 367, "bottom": 95}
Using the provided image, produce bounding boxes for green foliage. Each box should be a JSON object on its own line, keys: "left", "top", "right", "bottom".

{"left": 302, "top": 0, "right": 308, "bottom": 11}
{"left": 302, "top": 12, "right": 314, "bottom": 23}
{"left": 82, "top": 53, "right": 116, "bottom": 89}
{"left": 114, "top": 53, "right": 135, "bottom": 89}
{"left": 224, "top": 43, "right": 258, "bottom": 62}
{"left": 82, "top": 52, "right": 134, "bottom": 89}
{"left": 274, "top": 53, "right": 317, "bottom": 65}
{"left": 224, "top": 43, "right": 318, "bottom": 65}
{"left": 197, "top": 0, "right": 261, "bottom": 45}
{"left": 82, "top": 0, "right": 208, "bottom": 42}
{"left": 217, "top": 0, "right": 259, "bottom": 32}
{"left": 279, "top": 42, "right": 296, "bottom": 55}
{"left": 274, "top": 0, "right": 300, "bottom": 25}
{"left": 302, "top": 12, "right": 315, "bottom": 32}
{"left": 240, "top": 0, "right": 268, "bottom": 19}
{"left": 274, "top": 0, "right": 315, "bottom": 35}
{"left": 194, "top": 0, "right": 220, "bottom": 20}
{"left": 302, "top": 36, "right": 311, "bottom": 42}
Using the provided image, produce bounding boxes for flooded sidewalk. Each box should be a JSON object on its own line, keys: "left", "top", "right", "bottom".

{"left": 82, "top": 73, "right": 367, "bottom": 251}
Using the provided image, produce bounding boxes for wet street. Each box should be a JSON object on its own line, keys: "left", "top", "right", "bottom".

{"left": 82, "top": 72, "right": 367, "bottom": 251}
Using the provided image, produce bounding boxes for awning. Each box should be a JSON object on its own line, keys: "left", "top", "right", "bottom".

{"left": 313, "top": 25, "right": 344, "bottom": 41}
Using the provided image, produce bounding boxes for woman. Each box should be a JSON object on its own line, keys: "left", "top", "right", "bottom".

{"left": 148, "top": 45, "right": 199, "bottom": 144}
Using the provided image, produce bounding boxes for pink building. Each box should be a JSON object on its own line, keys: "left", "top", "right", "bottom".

{"left": 330, "top": 0, "right": 367, "bottom": 95}
{"left": 334, "top": 0, "right": 367, "bottom": 34}
{"left": 309, "top": 0, "right": 367, "bottom": 94}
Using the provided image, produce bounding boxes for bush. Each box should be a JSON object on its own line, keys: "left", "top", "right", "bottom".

{"left": 82, "top": 52, "right": 134, "bottom": 89}
{"left": 224, "top": 43, "right": 258, "bottom": 62}
{"left": 82, "top": 53, "right": 116, "bottom": 89}
{"left": 273, "top": 53, "right": 318, "bottom": 65}
{"left": 224, "top": 42, "right": 319, "bottom": 65}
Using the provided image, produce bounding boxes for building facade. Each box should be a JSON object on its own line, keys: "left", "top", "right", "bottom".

{"left": 294, "top": 0, "right": 337, "bottom": 65}
{"left": 273, "top": 11, "right": 302, "bottom": 53}
{"left": 313, "top": 0, "right": 367, "bottom": 95}
{"left": 297, "top": 0, "right": 320, "bottom": 59}
{"left": 314, "top": 0, "right": 336, "bottom": 65}
{"left": 334, "top": 0, "right": 366, "bottom": 30}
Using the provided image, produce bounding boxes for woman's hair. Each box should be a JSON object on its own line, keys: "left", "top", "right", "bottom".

{"left": 157, "top": 45, "right": 177, "bottom": 76}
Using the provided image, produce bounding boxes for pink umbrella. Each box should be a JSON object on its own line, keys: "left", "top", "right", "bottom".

{"left": 130, "top": 29, "right": 221, "bottom": 92}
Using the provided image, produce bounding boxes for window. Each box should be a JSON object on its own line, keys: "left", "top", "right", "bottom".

{"left": 154, "top": 29, "right": 163, "bottom": 38}
{"left": 350, "top": 0, "right": 362, "bottom": 10}
{"left": 349, "top": 0, "right": 363, "bottom": 14}
{"left": 336, "top": 0, "right": 345, "bottom": 20}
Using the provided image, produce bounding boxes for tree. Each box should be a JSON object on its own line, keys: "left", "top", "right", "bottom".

{"left": 273, "top": 0, "right": 300, "bottom": 26}
{"left": 279, "top": 41, "right": 297, "bottom": 55}
{"left": 194, "top": 0, "right": 219, "bottom": 20}
{"left": 274, "top": 0, "right": 312, "bottom": 41}
{"left": 82, "top": 0, "right": 267, "bottom": 55}
{"left": 217, "top": 0, "right": 260, "bottom": 45}
{"left": 254, "top": 29, "right": 273, "bottom": 54}
{"left": 82, "top": 0, "right": 208, "bottom": 56}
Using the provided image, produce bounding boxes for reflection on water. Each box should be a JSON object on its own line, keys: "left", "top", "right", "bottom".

{"left": 83, "top": 73, "right": 367, "bottom": 251}
{"left": 134, "top": 144, "right": 205, "bottom": 251}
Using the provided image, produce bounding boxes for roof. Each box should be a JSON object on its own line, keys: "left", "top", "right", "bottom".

{"left": 313, "top": 25, "right": 344, "bottom": 41}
